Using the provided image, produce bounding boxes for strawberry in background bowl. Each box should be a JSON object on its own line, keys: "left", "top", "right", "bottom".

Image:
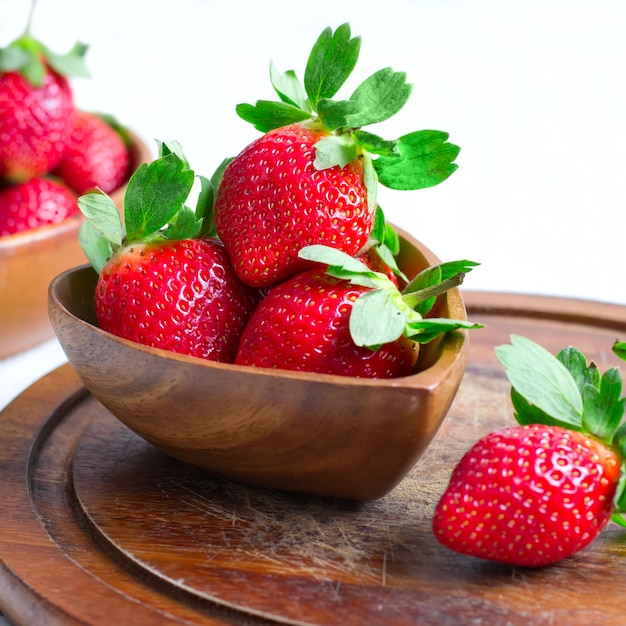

{"left": 0, "top": 7, "right": 150, "bottom": 359}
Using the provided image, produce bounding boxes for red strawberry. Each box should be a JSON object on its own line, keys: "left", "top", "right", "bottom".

{"left": 0, "top": 25, "right": 88, "bottom": 182}
{"left": 78, "top": 141, "right": 260, "bottom": 362}
{"left": 235, "top": 246, "right": 480, "bottom": 378}
{"left": 433, "top": 335, "right": 626, "bottom": 567}
{"left": 236, "top": 266, "right": 417, "bottom": 378}
{"left": 215, "top": 122, "right": 371, "bottom": 287}
{"left": 0, "top": 176, "right": 79, "bottom": 236}
{"left": 54, "top": 111, "right": 130, "bottom": 194}
{"left": 215, "top": 24, "right": 460, "bottom": 288}
{"left": 97, "top": 238, "right": 259, "bottom": 362}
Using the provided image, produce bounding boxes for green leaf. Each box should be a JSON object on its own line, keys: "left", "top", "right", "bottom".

{"left": 0, "top": 45, "right": 29, "bottom": 72}
{"left": 162, "top": 205, "right": 201, "bottom": 240}
{"left": 78, "top": 220, "right": 113, "bottom": 274}
{"left": 155, "top": 139, "right": 190, "bottom": 168}
{"left": 495, "top": 335, "right": 584, "bottom": 427}
{"left": 353, "top": 130, "right": 400, "bottom": 156}
{"left": 270, "top": 63, "right": 310, "bottom": 111}
{"left": 124, "top": 153, "right": 195, "bottom": 242}
{"left": 316, "top": 98, "right": 365, "bottom": 132}
{"left": 581, "top": 368, "right": 625, "bottom": 443}
{"left": 347, "top": 68, "right": 413, "bottom": 127}
{"left": 43, "top": 41, "right": 90, "bottom": 78}
{"left": 374, "top": 130, "right": 460, "bottom": 190}
{"left": 557, "top": 346, "right": 600, "bottom": 395}
{"left": 77, "top": 192, "right": 124, "bottom": 248}
{"left": 235, "top": 100, "right": 312, "bottom": 133}
{"left": 613, "top": 340, "right": 626, "bottom": 362}
{"left": 304, "top": 23, "right": 361, "bottom": 108}
{"left": 405, "top": 318, "right": 483, "bottom": 344}
{"left": 510, "top": 387, "right": 583, "bottom": 430}
{"left": 362, "top": 152, "right": 378, "bottom": 214}
{"left": 313, "top": 134, "right": 357, "bottom": 169}
{"left": 350, "top": 289, "right": 407, "bottom": 349}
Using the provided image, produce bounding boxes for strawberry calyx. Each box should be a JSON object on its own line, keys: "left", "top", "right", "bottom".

{"left": 235, "top": 23, "right": 460, "bottom": 213}
{"left": 0, "top": 1, "right": 89, "bottom": 87}
{"left": 496, "top": 335, "right": 626, "bottom": 526}
{"left": 77, "top": 140, "right": 220, "bottom": 273}
{"left": 298, "top": 244, "right": 482, "bottom": 350}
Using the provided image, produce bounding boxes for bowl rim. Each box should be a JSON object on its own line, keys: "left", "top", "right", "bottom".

{"left": 49, "top": 228, "right": 469, "bottom": 390}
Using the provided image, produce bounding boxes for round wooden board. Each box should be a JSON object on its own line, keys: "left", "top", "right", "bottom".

{"left": 1, "top": 291, "right": 626, "bottom": 626}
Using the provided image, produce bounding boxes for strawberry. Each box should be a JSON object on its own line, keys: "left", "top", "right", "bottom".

{"left": 235, "top": 245, "right": 481, "bottom": 378}
{"left": 0, "top": 11, "right": 89, "bottom": 182}
{"left": 433, "top": 335, "right": 626, "bottom": 567}
{"left": 53, "top": 111, "right": 130, "bottom": 194}
{"left": 0, "top": 176, "right": 79, "bottom": 236}
{"left": 78, "top": 141, "right": 260, "bottom": 362}
{"left": 215, "top": 24, "right": 460, "bottom": 287}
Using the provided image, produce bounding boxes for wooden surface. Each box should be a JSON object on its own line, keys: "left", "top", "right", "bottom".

{"left": 1, "top": 290, "right": 626, "bottom": 626}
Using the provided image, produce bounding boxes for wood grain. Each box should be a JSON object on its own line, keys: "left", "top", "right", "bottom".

{"left": 1, "top": 291, "right": 626, "bottom": 625}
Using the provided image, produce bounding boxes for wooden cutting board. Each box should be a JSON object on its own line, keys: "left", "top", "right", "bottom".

{"left": 1, "top": 291, "right": 626, "bottom": 626}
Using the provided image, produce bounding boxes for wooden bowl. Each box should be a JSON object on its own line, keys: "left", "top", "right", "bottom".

{"left": 48, "top": 227, "right": 470, "bottom": 501}
{"left": 0, "top": 130, "right": 151, "bottom": 359}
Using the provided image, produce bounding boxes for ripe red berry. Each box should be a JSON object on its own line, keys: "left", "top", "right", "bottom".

{"left": 433, "top": 424, "right": 620, "bottom": 567}
{"left": 0, "top": 177, "right": 78, "bottom": 236}
{"left": 54, "top": 111, "right": 130, "bottom": 194}
{"left": 0, "top": 67, "right": 76, "bottom": 182}
{"left": 215, "top": 122, "right": 372, "bottom": 288}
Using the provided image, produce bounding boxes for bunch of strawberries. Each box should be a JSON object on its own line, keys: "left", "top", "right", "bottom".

{"left": 0, "top": 9, "right": 131, "bottom": 237}
{"left": 77, "top": 24, "right": 481, "bottom": 379}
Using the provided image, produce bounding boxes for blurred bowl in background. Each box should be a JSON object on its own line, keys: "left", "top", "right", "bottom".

{"left": 0, "top": 129, "right": 151, "bottom": 360}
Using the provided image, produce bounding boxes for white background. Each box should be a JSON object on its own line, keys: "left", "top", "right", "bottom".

{"left": 0, "top": 2, "right": 625, "bottom": 622}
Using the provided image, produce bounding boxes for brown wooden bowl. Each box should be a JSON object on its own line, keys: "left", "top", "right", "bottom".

{"left": 48, "top": 227, "right": 470, "bottom": 500}
{"left": 0, "top": 130, "right": 151, "bottom": 359}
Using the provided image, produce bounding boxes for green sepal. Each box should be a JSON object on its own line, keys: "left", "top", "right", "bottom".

{"left": 405, "top": 318, "right": 483, "bottom": 344}
{"left": 353, "top": 130, "right": 400, "bottom": 157}
{"left": 124, "top": 152, "right": 195, "bottom": 242}
{"left": 78, "top": 220, "right": 113, "bottom": 275}
{"left": 270, "top": 62, "right": 310, "bottom": 112}
{"left": 316, "top": 98, "right": 364, "bottom": 132}
{"left": 77, "top": 191, "right": 124, "bottom": 249}
{"left": 510, "top": 386, "right": 584, "bottom": 431}
{"left": 196, "top": 157, "right": 232, "bottom": 238}
{"left": 495, "top": 335, "right": 585, "bottom": 428}
{"left": 162, "top": 205, "right": 202, "bottom": 240}
{"left": 374, "top": 130, "right": 460, "bottom": 191}
{"left": 349, "top": 288, "right": 407, "bottom": 349}
{"left": 403, "top": 260, "right": 479, "bottom": 316}
{"left": 367, "top": 211, "right": 406, "bottom": 282}
{"left": 362, "top": 153, "right": 378, "bottom": 215}
{"left": 0, "top": 35, "right": 89, "bottom": 86}
{"left": 304, "top": 23, "right": 361, "bottom": 108}
{"left": 235, "top": 100, "right": 312, "bottom": 133}
{"left": 347, "top": 68, "right": 413, "bottom": 127}
{"left": 581, "top": 368, "right": 625, "bottom": 445}
{"left": 557, "top": 346, "right": 600, "bottom": 395}
{"left": 43, "top": 41, "right": 89, "bottom": 79}
{"left": 613, "top": 340, "right": 626, "bottom": 362}
{"left": 313, "top": 133, "right": 357, "bottom": 169}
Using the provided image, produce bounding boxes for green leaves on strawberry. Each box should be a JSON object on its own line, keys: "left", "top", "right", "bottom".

{"left": 236, "top": 23, "right": 460, "bottom": 204}
{"left": 433, "top": 335, "right": 626, "bottom": 567}
{"left": 298, "top": 244, "right": 482, "bottom": 350}
{"left": 78, "top": 140, "right": 213, "bottom": 271}
{"left": 77, "top": 142, "right": 261, "bottom": 363}
{"left": 0, "top": 2, "right": 89, "bottom": 181}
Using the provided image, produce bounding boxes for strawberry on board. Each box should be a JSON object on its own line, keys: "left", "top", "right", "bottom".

{"left": 0, "top": 176, "right": 79, "bottom": 236}
{"left": 53, "top": 111, "right": 131, "bottom": 194}
{"left": 77, "top": 141, "right": 261, "bottom": 362}
{"left": 235, "top": 244, "right": 482, "bottom": 378}
{"left": 215, "top": 24, "right": 460, "bottom": 287}
{"left": 433, "top": 335, "right": 626, "bottom": 567}
{"left": 0, "top": 3, "right": 89, "bottom": 182}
